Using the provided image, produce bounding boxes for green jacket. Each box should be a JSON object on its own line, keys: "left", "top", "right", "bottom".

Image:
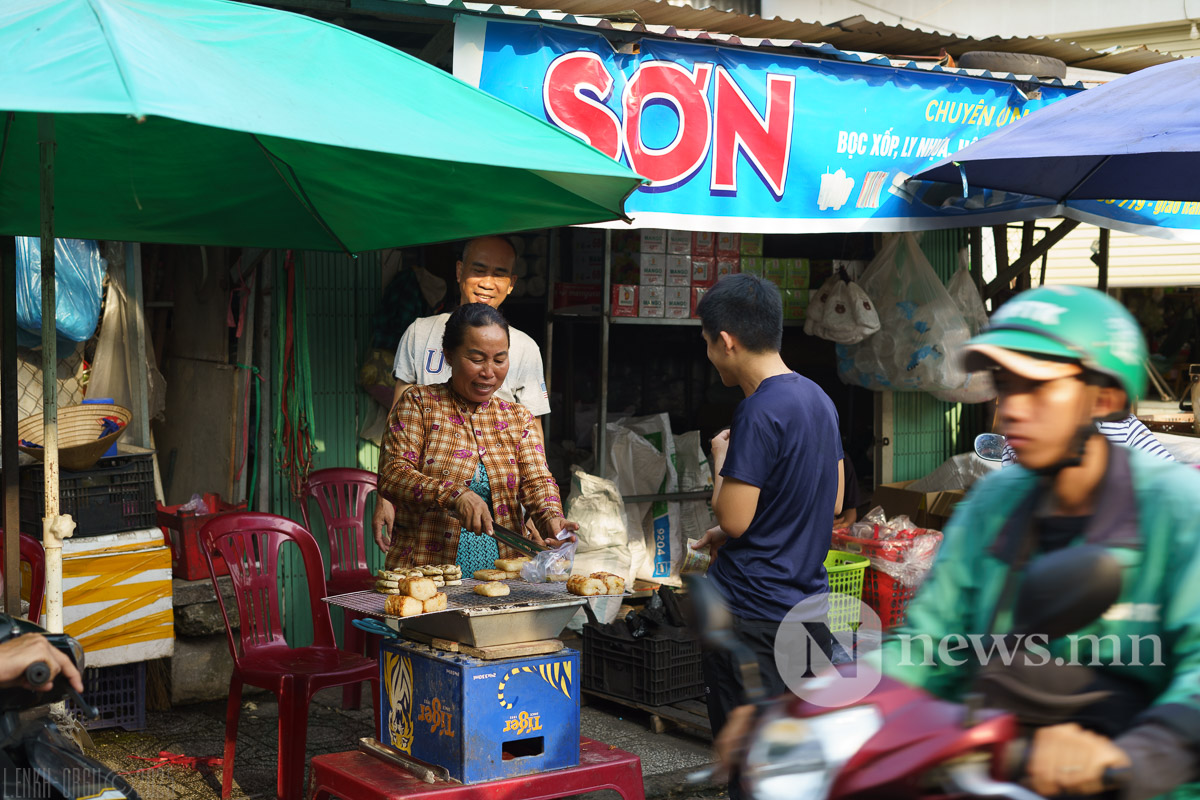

{"left": 876, "top": 445, "right": 1200, "bottom": 800}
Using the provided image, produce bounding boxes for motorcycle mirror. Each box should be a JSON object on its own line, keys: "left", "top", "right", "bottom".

{"left": 1013, "top": 544, "right": 1122, "bottom": 639}
{"left": 974, "top": 433, "right": 1006, "bottom": 462}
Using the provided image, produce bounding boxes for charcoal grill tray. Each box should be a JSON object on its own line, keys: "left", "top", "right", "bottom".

{"left": 325, "top": 579, "right": 594, "bottom": 647}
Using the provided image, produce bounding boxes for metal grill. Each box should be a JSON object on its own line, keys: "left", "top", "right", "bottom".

{"left": 325, "top": 579, "right": 574, "bottom": 618}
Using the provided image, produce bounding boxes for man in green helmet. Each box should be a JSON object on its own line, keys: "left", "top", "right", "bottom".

{"left": 872, "top": 285, "right": 1200, "bottom": 799}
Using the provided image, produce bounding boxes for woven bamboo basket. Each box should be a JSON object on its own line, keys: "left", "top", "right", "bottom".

{"left": 17, "top": 403, "right": 132, "bottom": 472}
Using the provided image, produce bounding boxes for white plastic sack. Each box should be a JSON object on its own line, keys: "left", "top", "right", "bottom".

{"left": 565, "top": 466, "right": 629, "bottom": 550}
{"left": 836, "top": 233, "right": 979, "bottom": 396}
{"left": 930, "top": 268, "right": 997, "bottom": 404}
{"left": 674, "top": 431, "right": 716, "bottom": 548}
{"left": 905, "top": 452, "right": 999, "bottom": 493}
{"left": 821, "top": 281, "right": 880, "bottom": 344}
{"left": 604, "top": 413, "right": 684, "bottom": 584}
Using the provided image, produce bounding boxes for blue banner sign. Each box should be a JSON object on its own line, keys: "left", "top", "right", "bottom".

{"left": 454, "top": 18, "right": 1200, "bottom": 239}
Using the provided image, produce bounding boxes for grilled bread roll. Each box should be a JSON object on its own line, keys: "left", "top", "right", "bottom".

{"left": 473, "top": 569, "right": 509, "bottom": 581}
{"left": 474, "top": 581, "right": 511, "bottom": 598}
{"left": 422, "top": 592, "right": 448, "bottom": 613}
{"left": 384, "top": 595, "right": 424, "bottom": 617}
{"left": 400, "top": 577, "right": 437, "bottom": 601}
{"left": 494, "top": 557, "right": 530, "bottom": 573}
{"left": 567, "top": 575, "right": 606, "bottom": 596}
{"left": 590, "top": 572, "right": 625, "bottom": 595}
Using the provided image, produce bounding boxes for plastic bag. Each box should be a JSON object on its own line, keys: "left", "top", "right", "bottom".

{"left": 565, "top": 466, "right": 629, "bottom": 550}
{"left": 180, "top": 493, "right": 211, "bottom": 515}
{"left": 520, "top": 541, "right": 576, "bottom": 583}
{"left": 836, "top": 233, "right": 977, "bottom": 395}
{"left": 805, "top": 277, "right": 880, "bottom": 344}
{"left": 930, "top": 268, "right": 997, "bottom": 404}
{"left": 871, "top": 531, "right": 943, "bottom": 587}
{"left": 16, "top": 238, "right": 105, "bottom": 344}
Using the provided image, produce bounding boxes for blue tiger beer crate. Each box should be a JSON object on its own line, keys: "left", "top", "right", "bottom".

{"left": 378, "top": 640, "right": 580, "bottom": 784}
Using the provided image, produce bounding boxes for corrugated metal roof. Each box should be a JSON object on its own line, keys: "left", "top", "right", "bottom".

{"left": 1011, "top": 225, "right": 1200, "bottom": 288}
{"left": 437, "top": 0, "right": 1181, "bottom": 73}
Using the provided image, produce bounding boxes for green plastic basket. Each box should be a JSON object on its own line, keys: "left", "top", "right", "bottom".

{"left": 825, "top": 550, "right": 870, "bottom": 632}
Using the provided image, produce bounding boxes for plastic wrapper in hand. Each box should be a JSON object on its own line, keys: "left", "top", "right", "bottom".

{"left": 520, "top": 541, "right": 576, "bottom": 583}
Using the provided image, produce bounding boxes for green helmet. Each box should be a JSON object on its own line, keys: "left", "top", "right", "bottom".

{"left": 962, "top": 285, "right": 1147, "bottom": 403}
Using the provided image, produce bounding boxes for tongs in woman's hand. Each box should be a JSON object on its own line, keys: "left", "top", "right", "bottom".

{"left": 488, "top": 522, "right": 549, "bottom": 557}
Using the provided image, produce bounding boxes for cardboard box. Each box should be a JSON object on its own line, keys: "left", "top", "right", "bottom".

{"left": 639, "top": 284, "right": 665, "bottom": 317}
{"left": 572, "top": 230, "right": 605, "bottom": 283}
{"left": 612, "top": 252, "right": 640, "bottom": 285}
{"left": 693, "top": 232, "right": 715, "bottom": 257}
{"left": 665, "top": 286, "right": 690, "bottom": 318}
{"left": 740, "top": 257, "right": 763, "bottom": 278}
{"left": 613, "top": 228, "right": 666, "bottom": 254}
{"left": 871, "top": 482, "right": 965, "bottom": 531}
{"left": 763, "top": 258, "right": 785, "bottom": 286}
{"left": 740, "top": 232, "right": 764, "bottom": 256}
{"left": 691, "top": 256, "right": 715, "bottom": 286}
{"left": 691, "top": 285, "right": 709, "bottom": 317}
{"left": 785, "top": 257, "right": 811, "bottom": 289}
{"left": 783, "top": 288, "right": 809, "bottom": 319}
{"left": 639, "top": 253, "right": 666, "bottom": 285}
{"left": 716, "top": 232, "right": 741, "bottom": 257}
{"left": 716, "top": 258, "right": 740, "bottom": 281}
{"left": 666, "top": 255, "right": 692, "bottom": 286}
{"left": 553, "top": 282, "right": 602, "bottom": 313}
{"left": 667, "top": 230, "right": 693, "bottom": 255}
{"left": 611, "top": 284, "right": 638, "bottom": 317}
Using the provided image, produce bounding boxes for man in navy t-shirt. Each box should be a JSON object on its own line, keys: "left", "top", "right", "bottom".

{"left": 692, "top": 274, "right": 844, "bottom": 762}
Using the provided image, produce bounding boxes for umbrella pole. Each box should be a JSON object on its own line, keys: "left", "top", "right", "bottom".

{"left": 38, "top": 114, "right": 72, "bottom": 636}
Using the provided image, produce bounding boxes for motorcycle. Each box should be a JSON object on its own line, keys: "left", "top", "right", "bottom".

{"left": 686, "top": 543, "right": 1137, "bottom": 800}
{"left": 0, "top": 613, "right": 140, "bottom": 800}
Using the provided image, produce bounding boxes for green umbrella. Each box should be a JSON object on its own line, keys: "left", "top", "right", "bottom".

{"left": 0, "top": 0, "right": 642, "bottom": 639}
{"left": 0, "top": 0, "right": 642, "bottom": 249}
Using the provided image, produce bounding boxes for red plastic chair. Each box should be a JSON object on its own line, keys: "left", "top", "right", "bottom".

{"left": 1, "top": 532, "right": 45, "bottom": 622}
{"left": 201, "top": 512, "right": 381, "bottom": 800}
{"left": 301, "top": 467, "right": 380, "bottom": 710}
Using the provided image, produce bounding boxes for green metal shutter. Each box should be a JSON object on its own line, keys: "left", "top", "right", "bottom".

{"left": 270, "top": 250, "right": 385, "bottom": 646}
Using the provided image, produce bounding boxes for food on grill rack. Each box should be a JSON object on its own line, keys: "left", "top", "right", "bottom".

{"left": 437, "top": 564, "right": 463, "bottom": 579}
{"left": 374, "top": 580, "right": 403, "bottom": 594}
{"left": 423, "top": 592, "right": 448, "bottom": 613}
{"left": 566, "top": 575, "right": 606, "bottom": 596}
{"left": 400, "top": 577, "right": 437, "bottom": 601}
{"left": 419, "top": 565, "right": 444, "bottom": 577}
{"left": 444, "top": 579, "right": 463, "bottom": 586}
{"left": 504, "top": 571, "right": 522, "bottom": 580}
{"left": 548, "top": 573, "right": 569, "bottom": 582}
{"left": 474, "top": 581, "right": 511, "bottom": 598}
{"left": 494, "top": 557, "right": 530, "bottom": 573}
{"left": 473, "top": 569, "right": 509, "bottom": 581}
{"left": 384, "top": 594, "right": 424, "bottom": 617}
{"left": 378, "top": 568, "right": 424, "bottom": 581}
{"left": 590, "top": 571, "right": 625, "bottom": 595}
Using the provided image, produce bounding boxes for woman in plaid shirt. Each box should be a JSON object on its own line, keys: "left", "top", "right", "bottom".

{"left": 376, "top": 303, "right": 578, "bottom": 570}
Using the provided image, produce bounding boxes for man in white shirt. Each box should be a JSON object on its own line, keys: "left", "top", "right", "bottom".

{"left": 1001, "top": 414, "right": 1174, "bottom": 466}
{"left": 372, "top": 235, "right": 551, "bottom": 550}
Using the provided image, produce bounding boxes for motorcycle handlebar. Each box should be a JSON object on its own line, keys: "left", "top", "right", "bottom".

{"left": 24, "top": 661, "right": 50, "bottom": 687}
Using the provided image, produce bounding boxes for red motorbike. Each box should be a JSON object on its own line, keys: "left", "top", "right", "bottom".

{"left": 687, "top": 543, "right": 1137, "bottom": 800}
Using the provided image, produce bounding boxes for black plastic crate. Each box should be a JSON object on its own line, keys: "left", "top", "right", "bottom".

{"left": 20, "top": 452, "right": 156, "bottom": 537}
{"left": 582, "top": 624, "right": 705, "bottom": 706}
{"left": 70, "top": 661, "right": 146, "bottom": 731}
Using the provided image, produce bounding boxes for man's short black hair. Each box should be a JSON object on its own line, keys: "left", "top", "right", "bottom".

{"left": 696, "top": 273, "right": 783, "bottom": 353}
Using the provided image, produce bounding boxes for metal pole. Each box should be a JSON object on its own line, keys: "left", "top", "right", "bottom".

{"left": 124, "top": 244, "right": 151, "bottom": 448}
{"left": 39, "top": 114, "right": 71, "bottom": 635}
{"left": 596, "top": 229, "right": 612, "bottom": 479}
{"left": 2, "top": 237, "right": 19, "bottom": 618}
{"left": 1097, "top": 228, "right": 1110, "bottom": 293}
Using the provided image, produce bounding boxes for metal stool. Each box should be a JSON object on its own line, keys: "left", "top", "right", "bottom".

{"left": 308, "top": 738, "right": 646, "bottom": 800}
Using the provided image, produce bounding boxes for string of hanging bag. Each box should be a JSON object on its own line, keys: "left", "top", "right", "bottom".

{"left": 273, "top": 250, "right": 316, "bottom": 500}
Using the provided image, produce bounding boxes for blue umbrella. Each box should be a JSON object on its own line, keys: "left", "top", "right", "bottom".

{"left": 915, "top": 58, "right": 1200, "bottom": 202}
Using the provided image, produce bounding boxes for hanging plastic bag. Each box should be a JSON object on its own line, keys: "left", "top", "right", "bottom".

{"left": 930, "top": 267, "right": 997, "bottom": 404}
{"left": 819, "top": 281, "right": 881, "bottom": 344}
{"left": 520, "top": 541, "right": 576, "bottom": 583}
{"left": 15, "top": 238, "right": 105, "bottom": 344}
{"left": 836, "top": 233, "right": 977, "bottom": 395}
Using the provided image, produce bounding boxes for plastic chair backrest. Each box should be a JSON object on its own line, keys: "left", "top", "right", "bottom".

{"left": 1, "top": 532, "right": 45, "bottom": 622}
{"left": 301, "top": 468, "right": 377, "bottom": 582}
{"left": 199, "top": 512, "right": 336, "bottom": 660}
